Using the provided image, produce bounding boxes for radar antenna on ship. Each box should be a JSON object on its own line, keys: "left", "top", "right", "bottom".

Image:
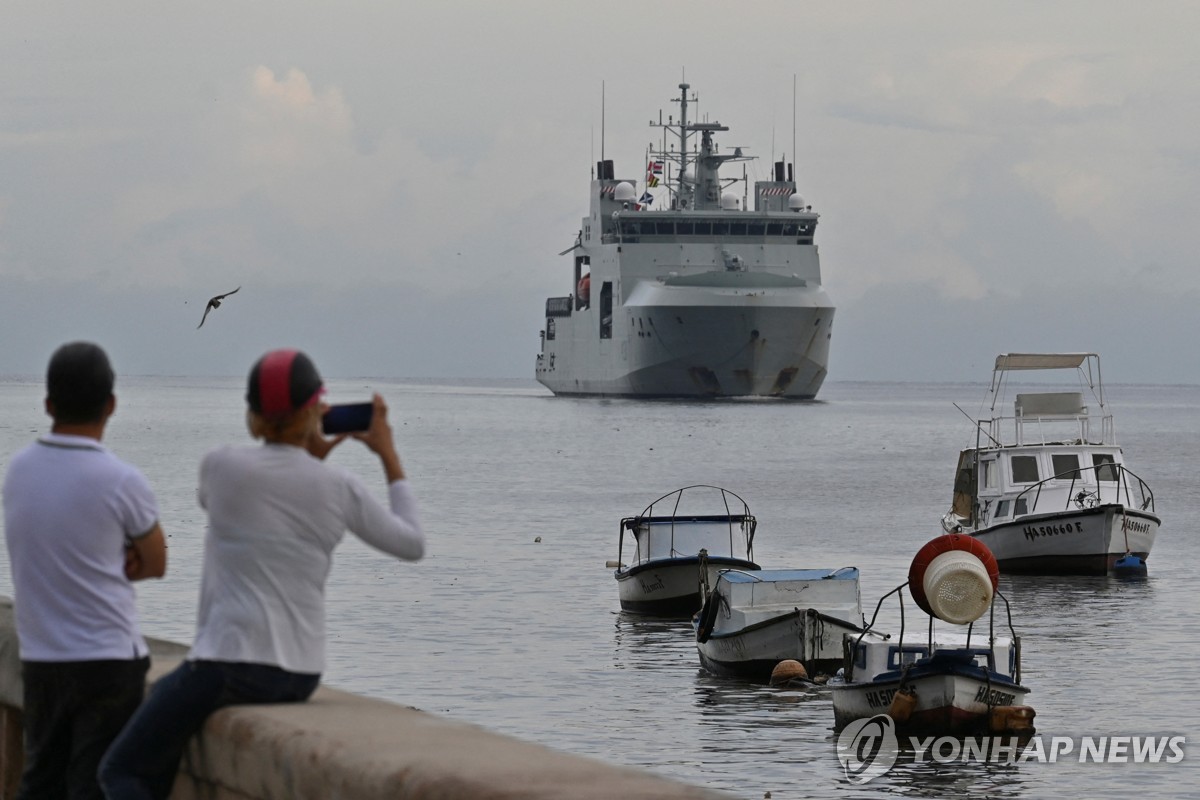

{"left": 649, "top": 83, "right": 754, "bottom": 211}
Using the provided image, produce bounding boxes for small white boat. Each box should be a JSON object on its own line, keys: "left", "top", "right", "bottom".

{"left": 828, "top": 535, "right": 1035, "bottom": 735}
{"left": 830, "top": 633, "right": 1030, "bottom": 735}
{"left": 612, "top": 485, "right": 758, "bottom": 617}
{"left": 943, "top": 353, "right": 1160, "bottom": 574}
{"left": 693, "top": 567, "right": 869, "bottom": 680}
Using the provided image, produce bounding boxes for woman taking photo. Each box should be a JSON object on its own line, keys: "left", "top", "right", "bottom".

{"left": 100, "top": 349, "right": 425, "bottom": 799}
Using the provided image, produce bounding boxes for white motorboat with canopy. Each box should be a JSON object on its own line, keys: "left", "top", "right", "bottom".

{"left": 612, "top": 485, "right": 758, "bottom": 617}
{"left": 943, "top": 353, "right": 1159, "bottom": 574}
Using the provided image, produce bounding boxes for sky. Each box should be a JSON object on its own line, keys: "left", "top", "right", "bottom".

{"left": 3, "top": 1, "right": 1198, "bottom": 384}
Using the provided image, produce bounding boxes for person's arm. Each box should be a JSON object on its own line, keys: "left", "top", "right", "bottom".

{"left": 125, "top": 522, "right": 167, "bottom": 581}
{"left": 347, "top": 394, "right": 425, "bottom": 560}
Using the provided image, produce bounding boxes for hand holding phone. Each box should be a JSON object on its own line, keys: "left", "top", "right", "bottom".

{"left": 321, "top": 402, "right": 374, "bottom": 435}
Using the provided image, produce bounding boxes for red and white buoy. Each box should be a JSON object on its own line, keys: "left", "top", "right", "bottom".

{"left": 907, "top": 534, "right": 999, "bottom": 624}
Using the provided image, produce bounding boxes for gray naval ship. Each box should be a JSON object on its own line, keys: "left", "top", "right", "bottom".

{"left": 535, "top": 82, "right": 835, "bottom": 398}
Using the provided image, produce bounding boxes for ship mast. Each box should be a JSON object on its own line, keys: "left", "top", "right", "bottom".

{"left": 650, "top": 82, "right": 750, "bottom": 211}
{"left": 676, "top": 82, "right": 692, "bottom": 209}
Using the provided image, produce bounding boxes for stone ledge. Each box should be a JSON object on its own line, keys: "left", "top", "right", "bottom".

{"left": 175, "top": 679, "right": 724, "bottom": 799}
{"left": 0, "top": 599, "right": 728, "bottom": 799}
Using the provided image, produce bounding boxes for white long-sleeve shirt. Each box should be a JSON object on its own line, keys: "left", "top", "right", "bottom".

{"left": 189, "top": 443, "right": 424, "bottom": 673}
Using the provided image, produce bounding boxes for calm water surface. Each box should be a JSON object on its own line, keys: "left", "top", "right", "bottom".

{"left": 0, "top": 377, "right": 1195, "bottom": 798}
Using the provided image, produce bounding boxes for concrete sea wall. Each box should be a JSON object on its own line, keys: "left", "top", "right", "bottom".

{"left": 0, "top": 599, "right": 726, "bottom": 799}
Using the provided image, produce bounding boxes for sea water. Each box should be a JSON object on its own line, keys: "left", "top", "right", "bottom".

{"left": 0, "top": 376, "right": 1195, "bottom": 799}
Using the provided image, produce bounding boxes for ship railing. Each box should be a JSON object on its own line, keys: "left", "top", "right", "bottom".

{"left": 843, "top": 582, "right": 1018, "bottom": 684}
{"left": 986, "top": 410, "right": 1115, "bottom": 447}
{"left": 1012, "top": 463, "right": 1155, "bottom": 517}
{"left": 615, "top": 485, "right": 756, "bottom": 568}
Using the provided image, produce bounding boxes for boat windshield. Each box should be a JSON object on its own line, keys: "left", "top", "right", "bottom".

{"left": 632, "top": 518, "right": 750, "bottom": 563}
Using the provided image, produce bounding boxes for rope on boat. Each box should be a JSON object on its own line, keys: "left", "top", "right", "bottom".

{"left": 799, "top": 607, "right": 824, "bottom": 667}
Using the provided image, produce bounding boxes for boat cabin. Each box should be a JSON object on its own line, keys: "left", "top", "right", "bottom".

{"left": 714, "top": 568, "right": 862, "bottom": 630}
{"left": 846, "top": 634, "right": 1020, "bottom": 683}
{"left": 948, "top": 389, "right": 1154, "bottom": 530}
{"left": 951, "top": 443, "right": 1129, "bottom": 529}
{"left": 621, "top": 515, "right": 755, "bottom": 567}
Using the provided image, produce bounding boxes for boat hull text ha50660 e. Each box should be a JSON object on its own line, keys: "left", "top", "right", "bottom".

{"left": 535, "top": 82, "right": 835, "bottom": 398}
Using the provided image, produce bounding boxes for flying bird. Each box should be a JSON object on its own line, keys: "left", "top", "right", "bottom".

{"left": 197, "top": 286, "right": 240, "bottom": 329}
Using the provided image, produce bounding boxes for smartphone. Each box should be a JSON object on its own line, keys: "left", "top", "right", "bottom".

{"left": 321, "top": 402, "right": 373, "bottom": 435}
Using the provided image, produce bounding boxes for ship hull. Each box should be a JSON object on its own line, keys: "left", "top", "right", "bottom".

{"left": 616, "top": 556, "right": 759, "bottom": 617}
{"left": 695, "top": 608, "right": 859, "bottom": 680}
{"left": 967, "top": 505, "right": 1158, "bottom": 575}
{"left": 537, "top": 284, "right": 833, "bottom": 398}
{"left": 829, "top": 672, "right": 1032, "bottom": 735}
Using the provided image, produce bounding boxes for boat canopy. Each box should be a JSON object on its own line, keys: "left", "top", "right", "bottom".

{"left": 994, "top": 353, "right": 1095, "bottom": 371}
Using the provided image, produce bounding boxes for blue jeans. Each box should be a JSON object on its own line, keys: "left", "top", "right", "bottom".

{"left": 98, "top": 660, "right": 319, "bottom": 800}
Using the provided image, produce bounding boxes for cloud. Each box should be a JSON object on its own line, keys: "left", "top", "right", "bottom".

{"left": 241, "top": 66, "right": 355, "bottom": 171}
{"left": 1, "top": 3, "right": 1198, "bottom": 383}
{"left": 68, "top": 64, "right": 583, "bottom": 299}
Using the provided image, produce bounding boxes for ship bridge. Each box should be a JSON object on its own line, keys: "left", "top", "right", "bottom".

{"left": 610, "top": 214, "right": 816, "bottom": 244}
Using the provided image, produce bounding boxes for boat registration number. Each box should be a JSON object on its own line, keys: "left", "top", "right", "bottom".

{"left": 1022, "top": 522, "right": 1083, "bottom": 540}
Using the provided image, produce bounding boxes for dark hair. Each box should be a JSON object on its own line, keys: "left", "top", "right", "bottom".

{"left": 46, "top": 342, "right": 115, "bottom": 424}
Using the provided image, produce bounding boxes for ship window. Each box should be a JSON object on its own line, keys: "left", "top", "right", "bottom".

{"left": 1011, "top": 456, "right": 1039, "bottom": 483}
{"left": 545, "top": 318, "right": 555, "bottom": 340}
{"left": 967, "top": 649, "right": 995, "bottom": 670}
{"left": 693, "top": 222, "right": 712, "bottom": 235}
{"left": 747, "top": 222, "right": 765, "bottom": 236}
{"left": 980, "top": 459, "right": 998, "bottom": 490}
{"left": 995, "top": 500, "right": 1010, "bottom": 518}
{"left": 712, "top": 221, "right": 730, "bottom": 236}
{"left": 888, "top": 646, "right": 928, "bottom": 669}
{"left": 1052, "top": 454, "right": 1081, "bottom": 480}
{"left": 599, "top": 281, "right": 613, "bottom": 340}
{"left": 766, "top": 223, "right": 784, "bottom": 236}
{"left": 1015, "top": 497, "right": 1028, "bottom": 516}
{"left": 676, "top": 221, "right": 695, "bottom": 235}
{"left": 1093, "top": 453, "right": 1118, "bottom": 481}
{"left": 655, "top": 221, "right": 674, "bottom": 235}
{"left": 728, "top": 222, "right": 747, "bottom": 236}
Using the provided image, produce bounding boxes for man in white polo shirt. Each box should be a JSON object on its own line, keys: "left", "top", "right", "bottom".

{"left": 3, "top": 341, "right": 168, "bottom": 800}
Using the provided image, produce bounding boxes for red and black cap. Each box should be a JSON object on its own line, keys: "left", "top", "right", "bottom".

{"left": 246, "top": 349, "right": 324, "bottom": 418}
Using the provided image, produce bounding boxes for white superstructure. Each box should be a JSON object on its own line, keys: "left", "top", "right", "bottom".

{"left": 944, "top": 353, "right": 1160, "bottom": 573}
{"left": 535, "top": 83, "right": 834, "bottom": 398}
